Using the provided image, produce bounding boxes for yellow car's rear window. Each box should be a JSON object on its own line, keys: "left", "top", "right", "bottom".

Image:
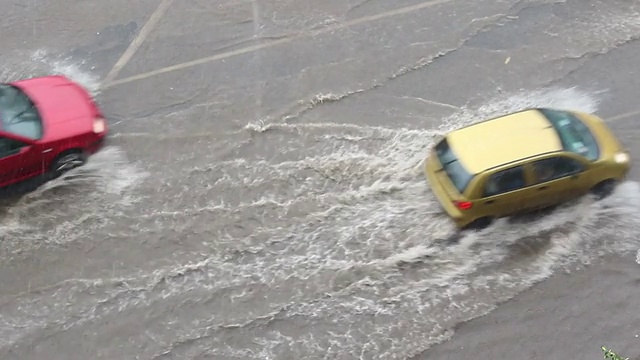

{"left": 435, "top": 138, "right": 473, "bottom": 193}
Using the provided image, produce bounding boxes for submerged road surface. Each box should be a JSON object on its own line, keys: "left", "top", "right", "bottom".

{"left": 1, "top": 0, "right": 640, "bottom": 359}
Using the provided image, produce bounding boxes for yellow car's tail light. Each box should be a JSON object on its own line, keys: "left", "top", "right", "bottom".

{"left": 453, "top": 200, "right": 473, "bottom": 210}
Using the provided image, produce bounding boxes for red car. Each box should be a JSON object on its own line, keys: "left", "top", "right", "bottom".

{"left": 0, "top": 75, "right": 108, "bottom": 189}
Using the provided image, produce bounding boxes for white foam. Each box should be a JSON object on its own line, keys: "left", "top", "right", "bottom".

{"left": 69, "top": 146, "right": 149, "bottom": 197}
{"left": 0, "top": 145, "right": 148, "bottom": 253}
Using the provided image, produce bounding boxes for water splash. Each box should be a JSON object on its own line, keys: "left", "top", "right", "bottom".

{"left": 1, "top": 49, "right": 101, "bottom": 97}
{"left": 0, "top": 50, "right": 146, "bottom": 256}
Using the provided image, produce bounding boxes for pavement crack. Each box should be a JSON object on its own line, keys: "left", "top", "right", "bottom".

{"left": 509, "top": 0, "right": 563, "bottom": 16}
{"left": 346, "top": 0, "right": 375, "bottom": 17}
{"left": 271, "top": 12, "right": 517, "bottom": 124}
{"left": 543, "top": 34, "right": 640, "bottom": 88}
{"left": 134, "top": 93, "right": 202, "bottom": 119}
{"left": 578, "top": 34, "right": 640, "bottom": 61}
{"left": 208, "top": 37, "right": 260, "bottom": 53}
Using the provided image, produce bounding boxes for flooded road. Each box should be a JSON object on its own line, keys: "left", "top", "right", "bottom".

{"left": 2, "top": 0, "right": 640, "bottom": 359}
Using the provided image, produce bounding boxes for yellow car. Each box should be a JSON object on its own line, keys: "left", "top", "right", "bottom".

{"left": 424, "top": 108, "right": 631, "bottom": 230}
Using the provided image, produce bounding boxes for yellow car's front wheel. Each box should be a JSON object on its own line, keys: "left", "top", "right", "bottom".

{"left": 590, "top": 179, "right": 617, "bottom": 200}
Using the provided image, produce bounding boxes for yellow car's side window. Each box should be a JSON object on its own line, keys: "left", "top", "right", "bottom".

{"left": 483, "top": 166, "right": 526, "bottom": 197}
{"left": 531, "top": 156, "right": 584, "bottom": 184}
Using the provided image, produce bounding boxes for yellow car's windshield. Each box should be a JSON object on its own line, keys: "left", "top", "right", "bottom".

{"left": 539, "top": 108, "right": 599, "bottom": 161}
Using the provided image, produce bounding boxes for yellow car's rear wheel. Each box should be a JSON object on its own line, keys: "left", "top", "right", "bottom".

{"left": 463, "top": 217, "right": 493, "bottom": 231}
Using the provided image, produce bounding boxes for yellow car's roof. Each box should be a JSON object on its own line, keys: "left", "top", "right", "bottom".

{"left": 447, "top": 109, "right": 562, "bottom": 174}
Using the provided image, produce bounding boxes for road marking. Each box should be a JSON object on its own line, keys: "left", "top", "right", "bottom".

{"left": 608, "top": 109, "right": 640, "bottom": 123}
{"left": 103, "top": 0, "right": 175, "bottom": 84}
{"left": 101, "top": 0, "right": 453, "bottom": 89}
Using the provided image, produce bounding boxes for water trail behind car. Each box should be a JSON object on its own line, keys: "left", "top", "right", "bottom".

{"left": 0, "top": 146, "right": 147, "bottom": 256}
{"left": 67, "top": 85, "right": 634, "bottom": 359}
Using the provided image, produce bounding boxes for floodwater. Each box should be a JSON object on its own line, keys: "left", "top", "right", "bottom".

{"left": 1, "top": 0, "right": 640, "bottom": 359}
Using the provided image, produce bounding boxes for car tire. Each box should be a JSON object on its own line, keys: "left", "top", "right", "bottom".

{"left": 591, "top": 179, "right": 617, "bottom": 200}
{"left": 464, "top": 217, "right": 493, "bottom": 231}
{"left": 50, "top": 149, "right": 87, "bottom": 179}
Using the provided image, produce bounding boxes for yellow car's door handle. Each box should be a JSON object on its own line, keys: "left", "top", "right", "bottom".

{"left": 538, "top": 186, "right": 549, "bottom": 191}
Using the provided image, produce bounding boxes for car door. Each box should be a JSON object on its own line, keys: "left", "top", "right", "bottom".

{"left": 476, "top": 165, "right": 532, "bottom": 218}
{"left": 527, "top": 155, "right": 589, "bottom": 209}
{"left": 0, "top": 133, "right": 39, "bottom": 187}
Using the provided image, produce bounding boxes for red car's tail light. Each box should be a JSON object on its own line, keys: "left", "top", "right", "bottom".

{"left": 453, "top": 200, "right": 473, "bottom": 210}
